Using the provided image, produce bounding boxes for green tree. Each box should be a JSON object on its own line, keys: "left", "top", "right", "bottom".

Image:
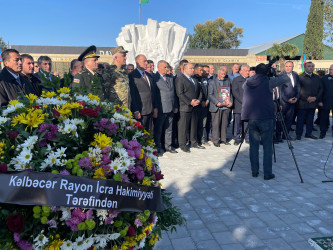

{"left": 0, "top": 37, "right": 7, "bottom": 50}
{"left": 267, "top": 43, "right": 299, "bottom": 70}
{"left": 323, "top": 0, "right": 333, "bottom": 46}
{"left": 303, "top": 0, "right": 324, "bottom": 60}
{"left": 189, "top": 17, "right": 243, "bottom": 49}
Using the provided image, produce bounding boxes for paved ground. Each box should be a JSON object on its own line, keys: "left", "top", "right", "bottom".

{"left": 155, "top": 125, "right": 333, "bottom": 250}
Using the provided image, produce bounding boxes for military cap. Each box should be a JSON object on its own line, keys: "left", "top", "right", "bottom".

{"left": 78, "top": 45, "right": 100, "bottom": 61}
{"left": 111, "top": 46, "right": 128, "bottom": 55}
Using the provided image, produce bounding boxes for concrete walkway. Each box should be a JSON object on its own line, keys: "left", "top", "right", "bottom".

{"left": 155, "top": 126, "right": 333, "bottom": 250}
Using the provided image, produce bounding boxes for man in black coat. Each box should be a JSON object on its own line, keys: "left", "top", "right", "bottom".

{"left": 20, "top": 54, "right": 42, "bottom": 97}
{"left": 153, "top": 60, "right": 178, "bottom": 155}
{"left": 276, "top": 61, "right": 300, "bottom": 141}
{"left": 175, "top": 63, "right": 203, "bottom": 152}
{"left": 319, "top": 64, "right": 333, "bottom": 138}
{"left": 296, "top": 62, "right": 323, "bottom": 140}
{"left": 231, "top": 64, "right": 250, "bottom": 145}
{"left": 0, "top": 49, "right": 40, "bottom": 106}
{"left": 129, "top": 54, "right": 158, "bottom": 131}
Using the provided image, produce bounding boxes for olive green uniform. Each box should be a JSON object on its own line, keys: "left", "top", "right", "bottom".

{"left": 72, "top": 67, "right": 104, "bottom": 100}
{"left": 103, "top": 65, "right": 130, "bottom": 108}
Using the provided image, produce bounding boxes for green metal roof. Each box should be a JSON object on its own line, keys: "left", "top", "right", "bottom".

{"left": 247, "top": 33, "right": 333, "bottom": 60}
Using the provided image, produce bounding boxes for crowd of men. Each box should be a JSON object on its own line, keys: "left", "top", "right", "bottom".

{"left": 1, "top": 46, "right": 333, "bottom": 163}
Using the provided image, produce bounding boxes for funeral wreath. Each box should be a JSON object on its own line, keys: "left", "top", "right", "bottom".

{"left": 0, "top": 88, "right": 184, "bottom": 250}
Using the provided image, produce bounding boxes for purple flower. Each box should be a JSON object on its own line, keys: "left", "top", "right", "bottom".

{"left": 47, "top": 220, "right": 57, "bottom": 228}
{"left": 17, "top": 240, "right": 33, "bottom": 250}
{"left": 102, "top": 146, "right": 111, "bottom": 154}
{"left": 121, "top": 174, "right": 129, "bottom": 182}
{"left": 13, "top": 232, "right": 20, "bottom": 242}
{"left": 135, "top": 166, "right": 145, "bottom": 181}
{"left": 94, "top": 119, "right": 117, "bottom": 136}
{"left": 78, "top": 157, "right": 92, "bottom": 170}
{"left": 104, "top": 217, "right": 113, "bottom": 225}
{"left": 127, "top": 149, "right": 135, "bottom": 157}
{"left": 86, "top": 209, "right": 93, "bottom": 220}
{"left": 60, "top": 170, "right": 70, "bottom": 175}
{"left": 134, "top": 218, "right": 143, "bottom": 228}
{"left": 72, "top": 208, "right": 86, "bottom": 220}
{"left": 120, "top": 139, "right": 129, "bottom": 148}
{"left": 37, "top": 124, "right": 59, "bottom": 147}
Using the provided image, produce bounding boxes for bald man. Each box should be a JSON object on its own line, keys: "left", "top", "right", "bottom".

{"left": 129, "top": 54, "right": 158, "bottom": 131}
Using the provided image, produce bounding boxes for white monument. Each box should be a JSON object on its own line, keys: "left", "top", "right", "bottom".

{"left": 116, "top": 19, "right": 189, "bottom": 70}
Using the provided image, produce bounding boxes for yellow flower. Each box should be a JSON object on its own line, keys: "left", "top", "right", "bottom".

{"left": 45, "top": 238, "right": 64, "bottom": 250}
{"left": 9, "top": 99, "right": 20, "bottom": 106}
{"left": 41, "top": 91, "right": 57, "bottom": 98}
{"left": 136, "top": 233, "right": 146, "bottom": 241}
{"left": 54, "top": 102, "right": 83, "bottom": 119}
{"left": 149, "top": 234, "right": 159, "bottom": 246}
{"left": 138, "top": 149, "right": 144, "bottom": 160}
{"left": 25, "top": 93, "right": 38, "bottom": 105}
{"left": 145, "top": 157, "right": 152, "bottom": 171}
{"left": 57, "top": 87, "right": 71, "bottom": 94}
{"left": 12, "top": 109, "right": 46, "bottom": 130}
{"left": 93, "top": 167, "right": 106, "bottom": 179}
{"left": 0, "top": 140, "right": 6, "bottom": 155}
{"left": 90, "top": 133, "right": 112, "bottom": 149}
{"left": 88, "top": 93, "right": 100, "bottom": 103}
{"left": 142, "top": 177, "right": 151, "bottom": 186}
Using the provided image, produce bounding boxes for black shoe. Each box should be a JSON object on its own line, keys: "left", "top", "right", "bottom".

{"left": 234, "top": 141, "right": 241, "bottom": 146}
{"left": 221, "top": 141, "right": 231, "bottom": 145}
{"left": 166, "top": 148, "right": 178, "bottom": 153}
{"left": 202, "top": 141, "right": 210, "bottom": 146}
{"left": 274, "top": 139, "right": 279, "bottom": 144}
{"left": 264, "top": 174, "right": 275, "bottom": 180}
{"left": 319, "top": 134, "right": 326, "bottom": 139}
{"left": 305, "top": 134, "right": 318, "bottom": 139}
{"left": 252, "top": 172, "right": 259, "bottom": 177}
{"left": 296, "top": 135, "right": 301, "bottom": 140}
{"left": 290, "top": 128, "right": 295, "bottom": 131}
{"left": 181, "top": 147, "right": 190, "bottom": 153}
{"left": 192, "top": 144, "right": 205, "bottom": 149}
{"left": 312, "top": 127, "right": 318, "bottom": 131}
{"left": 213, "top": 143, "right": 220, "bottom": 147}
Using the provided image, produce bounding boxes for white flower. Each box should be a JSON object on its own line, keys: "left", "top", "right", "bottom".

{"left": 37, "top": 97, "right": 66, "bottom": 106}
{"left": 88, "top": 146, "right": 102, "bottom": 162}
{"left": 72, "top": 235, "right": 90, "bottom": 250}
{"left": 2, "top": 103, "right": 24, "bottom": 116}
{"left": 33, "top": 233, "right": 49, "bottom": 248}
{"left": 116, "top": 147, "right": 129, "bottom": 159}
{"left": 0, "top": 116, "right": 9, "bottom": 124}
{"left": 60, "top": 207, "right": 71, "bottom": 221}
{"left": 108, "top": 233, "right": 121, "bottom": 240}
{"left": 17, "top": 148, "right": 33, "bottom": 164}
{"left": 75, "top": 95, "right": 99, "bottom": 105}
{"left": 61, "top": 240, "right": 73, "bottom": 250}
{"left": 59, "top": 93, "right": 70, "bottom": 98}
{"left": 9, "top": 157, "right": 26, "bottom": 170}
{"left": 56, "top": 147, "right": 67, "bottom": 158}
{"left": 21, "top": 136, "right": 38, "bottom": 149}
{"left": 96, "top": 209, "right": 108, "bottom": 221}
{"left": 94, "top": 235, "right": 107, "bottom": 248}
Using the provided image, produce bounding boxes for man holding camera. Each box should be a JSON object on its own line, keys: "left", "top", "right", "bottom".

{"left": 242, "top": 64, "right": 289, "bottom": 180}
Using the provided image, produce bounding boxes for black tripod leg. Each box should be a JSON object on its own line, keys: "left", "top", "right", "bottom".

{"left": 230, "top": 122, "right": 249, "bottom": 171}
{"left": 276, "top": 101, "right": 304, "bottom": 183}
{"left": 273, "top": 140, "right": 276, "bottom": 163}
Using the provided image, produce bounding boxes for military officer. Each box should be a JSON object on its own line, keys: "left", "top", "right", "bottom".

{"left": 72, "top": 45, "right": 104, "bottom": 99}
{"left": 102, "top": 46, "right": 130, "bottom": 108}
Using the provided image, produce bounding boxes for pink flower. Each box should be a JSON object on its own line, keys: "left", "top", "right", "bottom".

{"left": 135, "top": 166, "right": 145, "bottom": 181}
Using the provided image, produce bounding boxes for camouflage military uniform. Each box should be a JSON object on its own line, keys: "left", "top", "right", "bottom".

{"left": 72, "top": 67, "right": 104, "bottom": 100}
{"left": 103, "top": 65, "right": 130, "bottom": 108}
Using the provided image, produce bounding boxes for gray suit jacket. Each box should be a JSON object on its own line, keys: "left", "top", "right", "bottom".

{"left": 208, "top": 78, "right": 232, "bottom": 113}
{"left": 154, "top": 73, "right": 178, "bottom": 113}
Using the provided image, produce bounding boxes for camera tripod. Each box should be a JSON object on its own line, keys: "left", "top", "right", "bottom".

{"left": 230, "top": 100, "right": 304, "bottom": 183}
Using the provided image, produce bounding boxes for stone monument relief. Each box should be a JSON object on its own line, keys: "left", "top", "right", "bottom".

{"left": 116, "top": 18, "right": 189, "bottom": 69}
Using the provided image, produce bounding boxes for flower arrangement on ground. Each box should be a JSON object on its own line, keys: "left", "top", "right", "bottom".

{"left": 0, "top": 88, "right": 183, "bottom": 249}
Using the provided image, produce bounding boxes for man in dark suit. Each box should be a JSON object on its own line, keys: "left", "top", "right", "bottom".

{"left": 296, "top": 62, "right": 323, "bottom": 140}
{"left": 319, "top": 64, "right": 333, "bottom": 138}
{"left": 193, "top": 64, "right": 210, "bottom": 146}
{"left": 153, "top": 60, "right": 178, "bottom": 155}
{"left": 129, "top": 54, "right": 158, "bottom": 131}
{"left": 175, "top": 63, "right": 203, "bottom": 152}
{"left": 231, "top": 65, "right": 250, "bottom": 145}
{"left": 276, "top": 61, "right": 300, "bottom": 141}
{"left": 0, "top": 49, "right": 39, "bottom": 106}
